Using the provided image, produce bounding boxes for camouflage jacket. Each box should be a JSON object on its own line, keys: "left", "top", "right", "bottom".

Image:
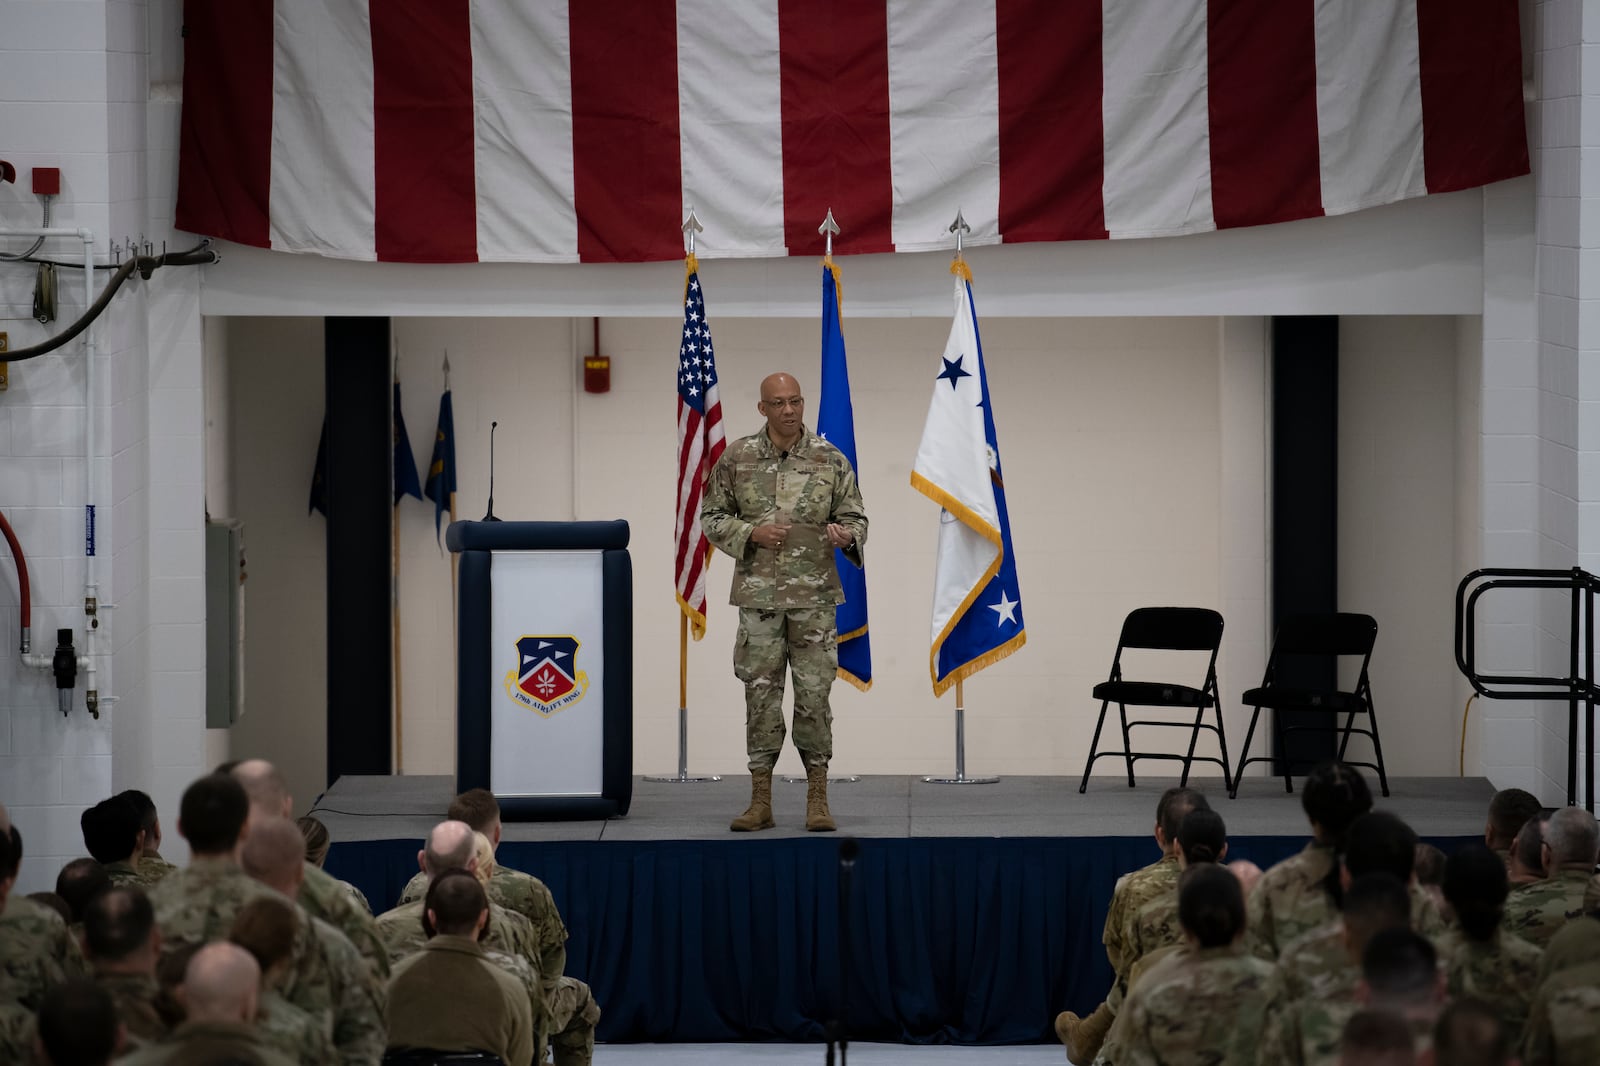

{"left": 138, "top": 851, "right": 179, "bottom": 883}
{"left": 1256, "top": 964, "right": 1359, "bottom": 1066}
{"left": 1503, "top": 869, "right": 1594, "bottom": 948}
{"left": 1247, "top": 842, "right": 1337, "bottom": 961}
{"left": 259, "top": 985, "right": 338, "bottom": 1066}
{"left": 300, "top": 862, "right": 390, "bottom": 980}
{"left": 0, "top": 1004, "right": 34, "bottom": 1066}
{"left": 105, "top": 858, "right": 168, "bottom": 891}
{"left": 148, "top": 856, "right": 282, "bottom": 957}
{"left": 0, "top": 895, "right": 89, "bottom": 1009}
{"left": 398, "top": 865, "right": 569, "bottom": 990}
{"left": 94, "top": 970, "right": 174, "bottom": 1047}
{"left": 1124, "top": 889, "right": 1184, "bottom": 974}
{"left": 701, "top": 425, "right": 867, "bottom": 608}
{"left": 1096, "top": 944, "right": 1275, "bottom": 1066}
{"left": 1523, "top": 962, "right": 1600, "bottom": 1066}
{"left": 1103, "top": 854, "right": 1179, "bottom": 977}
{"left": 1437, "top": 927, "right": 1543, "bottom": 1048}
{"left": 1274, "top": 920, "right": 1356, "bottom": 1004}
{"left": 117, "top": 1019, "right": 299, "bottom": 1066}
{"left": 375, "top": 899, "right": 542, "bottom": 975}
{"left": 298, "top": 913, "right": 387, "bottom": 1066}
{"left": 1585, "top": 870, "right": 1599, "bottom": 914}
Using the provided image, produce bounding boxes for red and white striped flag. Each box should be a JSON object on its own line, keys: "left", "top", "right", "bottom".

{"left": 674, "top": 256, "right": 725, "bottom": 639}
{"left": 177, "top": 0, "right": 1527, "bottom": 265}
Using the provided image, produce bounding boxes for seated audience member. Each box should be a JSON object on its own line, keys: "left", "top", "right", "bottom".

{"left": 1504, "top": 805, "right": 1599, "bottom": 947}
{"left": 113, "top": 790, "right": 176, "bottom": 884}
{"left": 82, "top": 886, "right": 173, "bottom": 1047}
{"left": 472, "top": 831, "right": 497, "bottom": 885}
{"left": 119, "top": 941, "right": 296, "bottom": 1066}
{"left": 297, "top": 814, "right": 373, "bottom": 914}
{"left": 0, "top": 1002, "right": 35, "bottom": 1064}
{"left": 81, "top": 796, "right": 161, "bottom": 890}
{"left": 1248, "top": 762, "right": 1374, "bottom": 960}
{"left": 1431, "top": 997, "right": 1513, "bottom": 1066}
{"left": 1337, "top": 1009, "right": 1416, "bottom": 1066}
{"left": 1358, "top": 929, "right": 1447, "bottom": 1057}
{"left": 1507, "top": 814, "right": 1548, "bottom": 887}
{"left": 229, "top": 896, "right": 339, "bottom": 1065}
{"left": 0, "top": 807, "right": 88, "bottom": 1009}
{"left": 1122, "top": 807, "right": 1230, "bottom": 983}
{"left": 1094, "top": 864, "right": 1274, "bottom": 1066}
{"left": 1056, "top": 787, "right": 1209, "bottom": 1063}
{"left": 55, "top": 858, "right": 111, "bottom": 927}
{"left": 34, "top": 979, "right": 121, "bottom": 1066}
{"left": 28, "top": 891, "right": 73, "bottom": 926}
{"left": 387, "top": 870, "right": 534, "bottom": 1066}
{"left": 1413, "top": 843, "right": 1446, "bottom": 912}
{"left": 1485, "top": 788, "right": 1542, "bottom": 869}
{"left": 1438, "top": 843, "right": 1543, "bottom": 1048}
{"left": 1521, "top": 914, "right": 1600, "bottom": 1066}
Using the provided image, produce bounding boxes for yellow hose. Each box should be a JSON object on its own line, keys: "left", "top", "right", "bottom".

{"left": 1460, "top": 694, "right": 1478, "bottom": 776}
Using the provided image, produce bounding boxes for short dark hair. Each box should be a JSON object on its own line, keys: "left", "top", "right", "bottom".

{"left": 1156, "top": 787, "right": 1209, "bottom": 843}
{"left": 115, "top": 789, "right": 159, "bottom": 835}
{"left": 1362, "top": 928, "right": 1438, "bottom": 1003}
{"left": 1433, "top": 997, "right": 1511, "bottom": 1066}
{"left": 1512, "top": 815, "right": 1547, "bottom": 872}
{"left": 424, "top": 868, "right": 489, "bottom": 938}
{"left": 2, "top": 825, "right": 21, "bottom": 880}
{"left": 1302, "top": 761, "right": 1373, "bottom": 838}
{"left": 1346, "top": 812, "right": 1419, "bottom": 881}
{"left": 1340, "top": 1009, "right": 1415, "bottom": 1061}
{"left": 1342, "top": 872, "right": 1412, "bottom": 948}
{"left": 0, "top": 824, "right": 12, "bottom": 881}
{"left": 1443, "top": 844, "right": 1510, "bottom": 942}
{"left": 1176, "top": 808, "right": 1227, "bottom": 866}
{"left": 83, "top": 886, "right": 155, "bottom": 962}
{"left": 36, "top": 979, "right": 119, "bottom": 1066}
{"left": 446, "top": 789, "right": 501, "bottom": 835}
{"left": 178, "top": 774, "right": 249, "bottom": 854}
{"left": 1487, "top": 788, "right": 1541, "bottom": 849}
{"left": 1412, "top": 843, "right": 1446, "bottom": 887}
{"left": 55, "top": 858, "right": 111, "bottom": 923}
{"left": 81, "top": 797, "right": 142, "bottom": 864}
{"left": 229, "top": 896, "right": 300, "bottom": 974}
{"left": 1177, "top": 863, "right": 1246, "bottom": 948}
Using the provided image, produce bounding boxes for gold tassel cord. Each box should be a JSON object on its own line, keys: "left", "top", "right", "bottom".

{"left": 951, "top": 256, "right": 973, "bottom": 283}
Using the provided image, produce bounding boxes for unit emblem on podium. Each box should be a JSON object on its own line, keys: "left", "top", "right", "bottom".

{"left": 504, "top": 635, "right": 590, "bottom": 716}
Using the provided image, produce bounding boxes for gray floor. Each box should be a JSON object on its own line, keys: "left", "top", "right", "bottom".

{"left": 596, "top": 1044, "right": 1063, "bottom": 1064}
{"left": 311, "top": 773, "right": 1494, "bottom": 842}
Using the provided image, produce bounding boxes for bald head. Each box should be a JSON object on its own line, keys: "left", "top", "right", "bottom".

{"left": 182, "top": 942, "right": 261, "bottom": 1024}
{"left": 422, "top": 820, "right": 476, "bottom": 879}
{"left": 232, "top": 759, "right": 292, "bottom": 819}
{"left": 240, "top": 817, "right": 307, "bottom": 896}
{"left": 758, "top": 372, "right": 805, "bottom": 446}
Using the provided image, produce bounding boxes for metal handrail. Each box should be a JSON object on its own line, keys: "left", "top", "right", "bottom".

{"left": 1454, "top": 567, "right": 1597, "bottom": 808}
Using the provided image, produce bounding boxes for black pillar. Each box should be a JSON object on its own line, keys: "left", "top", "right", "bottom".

{"left": 324, "top": 317, "right": 392, "bottom": 785}
{"left": 1271, "top": 316, "right": 1339, "bottom": 772}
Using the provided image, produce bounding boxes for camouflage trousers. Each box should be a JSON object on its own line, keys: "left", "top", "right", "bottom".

{"left": 548, "top": 976, "right": 601, "bottom": 1066}
{"left": 734, "top": 606, "right": 837, "bottom": 771}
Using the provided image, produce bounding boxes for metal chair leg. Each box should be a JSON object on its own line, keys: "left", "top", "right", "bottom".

{"left": 1079, "top": 699, "right": 1113, "bottom": 794}
{"left": 1230, "top": 706, "right": 1263, "bottom": 799}
{"left": 1117, "top": 702, "right": 1136, "bottom": 787}
{"left": 1178, "top": 704, "right": 1206, "bottom": 787}
{"left": 1271, "top": 708, "right": 1292, "bottom": 793}
{"left": 1213, "top": 703, "right": 1232, "bottom": 786}
{"left": 1365, "top": 698, "right": 1391, "bottom": 797}
{"left": 1336, "top": 708, "right": 1357, "bottom": 762}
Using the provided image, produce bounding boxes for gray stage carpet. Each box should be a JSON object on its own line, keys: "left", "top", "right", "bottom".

{"left": 309, "top": 773, "right": 1495, "bottom": 842}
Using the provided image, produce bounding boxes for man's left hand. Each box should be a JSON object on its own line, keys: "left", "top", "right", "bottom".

{"left": 825, "top": 523, "right": 854, "bottom": 549}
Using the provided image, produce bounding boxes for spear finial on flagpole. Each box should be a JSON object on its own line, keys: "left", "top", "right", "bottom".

{"left": 682, "top": 207, "right": 703, "bottom": 257}
{"left": 819, "top": 208, "right": 840, "bottom": 261}
{"left": 948, "top": 209, "right": 973, "bottom": 281}
{"left": 442, "top": 349, "right": 451, "bottom": 389}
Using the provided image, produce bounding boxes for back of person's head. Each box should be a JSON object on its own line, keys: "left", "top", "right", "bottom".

{"left": 425, "top": 868, "right": 489, "bottom": 938}
{"left": 1412, "top": 844, "right": 1445, "bottom": 887}
{"left": 1512, "top": 815, "right": 1547, "bottom": 873}
{"left": 446, "top": 789, "right": 501, "bottom": 836}
{"left": 1177, "top": 862, "right": 1246, "bottom": 948}
{"left": 155, "top": 942, "right": 202, "bottom": 992}
{"left": 2, "top": 825, "right": 21, "bottom": 881}
{"left": 181, "top": 942, "right": 261, "bottom": 1024}
{"left": 1544, "top": 805, "right": 1600, "bottom": 866}
{"left": 239, "top": 817, "right": 307, "bottom": 888}
{"left": 1329, "top": 810, "right": 1416, "bottom": 910}
{"left": 55, "top": 859, "right": 110, "bottom": 923}
{"left": 1362, "top": 928, "right": 1439, "bottom": 1007}
{"left": 115, "top": 789, "right": 159, "bottom": 838}
{"left": 0, "top": 823, "right": 13, "bottom": 886}
{"left": 80, "top": 797, "right": 142, "bottom": 865}
{"left": 229, "top": 896, "right": 300, "bottom": 978}
{"left": 28, "top": 891, "right": 72, "bottom": 924}
{"left": 1155, "top": 787, "right": 1209, "bottom": 843}
{"left": 422, "top": 820, "right": 476, "bottom": 877}
{"left": 296, "top": 815, "right": 330, "bottom": 867}
{"left": 1176, "top": 807, "right": 1227, "bottom": 866}
{"left": 1486, "top": 788, "right": 1542, "bottom": 850}
{"left": 1302, "top": 761, "right": 1373, "bottom": 838}
{"left": 83, "top": 886, "right": 155, "bottom": 964}
{"left": 35, "top": 979, "right": 119, "bottom": 1066}
{"left": 1431, "top": 997, "right": 1511, "bottom": 1066}
{"left": 231, "top": 759, "right": 291, "bottom": 819}
{"left": 178, "top": 774, "right": 250, "bottom": 855}
{"left": 1342, "top": 872, "right": 1412, "bottom": 950}
{"left": 1443, "top": 844, "right": 1511, "bottom": 942}
{"left": 1338, "top": 1009, "right": 1416, "bottom": 1066}
{"left": 471, "top": 831, "right": 496, "bottom": 885}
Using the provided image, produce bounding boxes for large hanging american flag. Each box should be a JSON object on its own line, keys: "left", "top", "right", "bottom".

{"left": 176, "top": 0, "right": 1527, "bottom": 265}
{"left": 675, "top": 257, "right": 725, "bottom": 639}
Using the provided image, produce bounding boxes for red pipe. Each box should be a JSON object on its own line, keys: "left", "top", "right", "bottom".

{"left": 0, "top": 507, "right": 29, "bottom": 649}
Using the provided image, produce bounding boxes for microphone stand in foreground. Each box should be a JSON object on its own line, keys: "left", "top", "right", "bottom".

{"left": 826, "top": 836, "right": 859, "bottom": 1066}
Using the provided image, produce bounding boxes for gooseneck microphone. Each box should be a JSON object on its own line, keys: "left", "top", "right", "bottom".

{"left": 482, "top": 421, "right": 502, "bottom": 522}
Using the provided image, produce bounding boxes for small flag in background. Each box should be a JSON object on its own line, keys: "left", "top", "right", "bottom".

{"left": 425, "top": 387, "right": 457, "bottom": 544}
{"left": 308, "top": 419, "right": 329, "bottom": 516}
{"left": 393, "top": 379, "right": 423, "bottom": 506}
{"left": 817, "top": 263, "right": 871, "bottom": 691}
{"left": 910, "top": 264, "right": 1025, "bottom": 695}
{"left": 674, "top": 254, "right": 726, "bottom": 640}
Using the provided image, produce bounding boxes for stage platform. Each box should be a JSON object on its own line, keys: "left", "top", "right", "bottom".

{"left": 316, "top": 773, "right": 1492, "bottom": 1046}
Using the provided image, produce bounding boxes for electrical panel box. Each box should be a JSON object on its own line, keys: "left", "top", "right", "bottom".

{"left": 205, "top": 519, "right": 246, "bottom": 728}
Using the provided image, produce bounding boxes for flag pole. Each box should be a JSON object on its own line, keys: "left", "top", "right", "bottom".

{"left": 646, "top": 207, "right": 721, "bottom": 785}
{"left": 922, "top": 210, "right": 997, "bottom": 786}
{"left": 393, "top": 341, "right": 405, "bottom": 775}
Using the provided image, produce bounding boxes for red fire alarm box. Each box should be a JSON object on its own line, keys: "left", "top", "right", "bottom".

{"left": 584, "top": 355, "right": 611, "bottom": 393}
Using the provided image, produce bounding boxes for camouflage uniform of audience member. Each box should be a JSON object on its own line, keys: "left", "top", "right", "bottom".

{"left": 138, "top": 850, "right": 179, "bottom": 883}
{"left": 1094, "top": 945, "right": 1275, "bottom": 1066}
{"left": 375, "top": 898, "right": 542, "bottom": 970}
{"left": 149, "top": 857, "right": 279, "bottom": 960}
{"left": 1502, "top": 869, "right": 1594, "bottom": 947}
{"left": 117, "top": 1019, "right": 299, "bottom": 1066}
{"left": 1254, "top": 920, "right": 1361, "bottom": 1066}
{"left": 300, "top": 862, "right": 389, "bottom": 980}
{"left": 0, "top": 895, "right": 89, "bottom": 1009}
{"left": 1103, "top": 855, "right": 1180, "bottom": 983}
{"left": 94, "top": 970, "right": 173, "bottom": 1046}
{"left": 0, "top": 1004, "right": 32, "bottom": 1065}
{"left": 1585, "top": 871, "right": 1599, "bottom": 913}
{"left": 1122, "top": 891, "right": 1185, "bottom": 978}
{"left": 257, "top": 985, "right": 338, "bottom": 1066}
{"left": 1435, "top": 925, "right": 1542, "bottom": 1048}
{"left": 342, "top": 880, "right": 372, "bottom": 915}
{"left": 1522, "top": 919, "right": 1600, "bottom": 1066}
{"left": 1246, "top": 842, "right": 1338, "bottom": 960}
{"left": 398, "top": 864, "right": 570, "bottom": 982}
{"left": 103, "top": 858, "right": 169, "bottom": 891}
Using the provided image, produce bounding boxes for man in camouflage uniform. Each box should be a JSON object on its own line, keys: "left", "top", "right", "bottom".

{"left": 118, "top": 789, "right": 180, "bottom": 884}
{"left": 1484, "top": 787, "right": 1541, "bottom": 870}
{"left": 119, "top": 942, "right": 297, "bottom": 1066}
{"left": 1503, "top": 806, "right": 1598, "bottom": 948}
{"left": 1437, "top": 844, "right": 1544, "bottom": 1049}
{"left": 82, "top": 886, "right": 174, "bottom": 1048}
{"left": 82, "top": 794, "right": 169, "bottom": 890}
{"left": 702, "top": 371, "right": 869, "bottom": 833}
{"left": 1523, "top": 916, "right": 1600, "bottom": 1066}
{"left": 1055, "top": 788, "right": 1208, "bottom": 1063}
{"left": 1356, "top": 929, "right": 1446, "bottom": 1060}
{"left": 230, "top": 895, "right": 339, "bottom": 1066}
{"left": 0, "top": 809, "right": 89, "bottom": 1011}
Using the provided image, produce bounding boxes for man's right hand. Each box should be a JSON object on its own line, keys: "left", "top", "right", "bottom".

{"left": 750, "top": 523, "right": 792, "bottom": 549}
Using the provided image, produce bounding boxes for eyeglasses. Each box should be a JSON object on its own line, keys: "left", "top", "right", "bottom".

{"left": 763, "top": 398, "right": 804, "bottom": 410}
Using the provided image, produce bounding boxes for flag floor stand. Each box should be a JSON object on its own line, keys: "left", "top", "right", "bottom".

{"left": 922, "top": 696, "right": 998, "bottom": 785}
{"left": 644, "top": 705, "right": 723, "bottom": 783}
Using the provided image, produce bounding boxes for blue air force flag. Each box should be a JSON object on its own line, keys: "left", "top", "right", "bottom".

{"left": 910, "top": 270, "right": 1025, "bottom": 695}
{"left": 817, "top": 264, "right": 871, "bottom": 691}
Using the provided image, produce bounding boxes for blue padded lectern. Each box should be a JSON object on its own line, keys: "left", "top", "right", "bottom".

{"left": 447, "top": 520, "right": 633, "bottom": 820}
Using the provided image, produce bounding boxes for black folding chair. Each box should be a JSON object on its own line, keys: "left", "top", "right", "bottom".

{"left": 1229, "top": 612, "right": 1387, "bottom": 798}
{"left": 1078, "top": 607, "right": 1229, "bottom": 792}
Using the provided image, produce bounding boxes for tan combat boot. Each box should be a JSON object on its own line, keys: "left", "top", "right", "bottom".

{"left": 1054, "top": 1001, "right": 1114, "bottom": 1065}
{"left": 805, "top": 765, "right": 836, "bottom": 832}
{"left": 730, "top": 769, "right": 775, "bottom": 832}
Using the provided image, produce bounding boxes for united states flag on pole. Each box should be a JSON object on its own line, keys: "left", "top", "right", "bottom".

{"left": 675, "top": 256, "right": 725, "bottom": 640}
